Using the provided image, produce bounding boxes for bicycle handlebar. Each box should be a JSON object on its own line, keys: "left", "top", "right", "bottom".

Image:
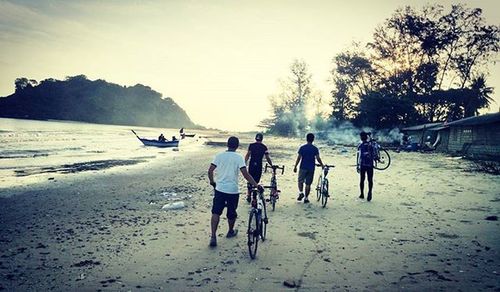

{"left": 249, "top": 185, "right": 274, "bottom": 191}
{"left": 264, "top": 163, "right": 285, "bottom": 175}
{"left": 316, "top": 164, "right": 335, "bottom": 168}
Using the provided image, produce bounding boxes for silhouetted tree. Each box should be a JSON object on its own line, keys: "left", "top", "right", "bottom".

{"left": 465, "top": 75, "right": 494, "bottom": 116}
{"left": 14, "top": 78, "right": 37, "bottom": 92}
{"left": 329, "top": 4, "right": 498, "bottom": 128}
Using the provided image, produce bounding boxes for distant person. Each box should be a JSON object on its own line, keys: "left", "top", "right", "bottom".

{"left": 244, "top": 133, "right": 273, "bottom": 202}
{"left": 356, "top": 131, "right": 378, "bottom": 202}
{"left": 172, "top": 136, "right": 177, "bottom": 141}
{"left": 180, "top": 127, "right": 185, "bottom": 139}
{"left": 208, "top": 136, "right": 259, "bottom": 247}
{"left": 293, "top": 133, "right": 324, "bottom": 204}
{"left": 158, "top": 133, "right": 166, "bottom": 142}
{"left": 402, "top": 133, "right": 409, "bottom": 145}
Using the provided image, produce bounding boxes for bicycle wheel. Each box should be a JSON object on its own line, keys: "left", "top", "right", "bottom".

{"left": 247, "top": 211, "right": 259, "bottom": 259}
{"left": 316, "top": 175, "right": 322, "bottom": 201}
{"left": 270, "top": 181, "right": 277, "bottom": 211}
{"left": 374, "top": 148, "right": 391, "bottom": 170}
{"left": 261, "top": 198, "right": 268, "bottom": 241}
{"left": 321, "top": 179, "right": 329, "bottom": 208}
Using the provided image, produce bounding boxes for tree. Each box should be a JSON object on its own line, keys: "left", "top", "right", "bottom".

{"left": 264, "top": 59, "right": 315, "bottom": 136}
{"left": 14, "top": 78, "right": 37, "bottom": 92}
{"left": 438, "top": 6, "right": 500, "bottom": 89}
{"left": 330, "top": 44, "right": 375, "bottom": 121}
{"left": 330, "top": 77, "right": 351, "bottom": 121}
{"left": 332, "top": 4, "right": 498, "bottom": 126}
{"left": 355, "top": 92, "right": 417, "bottom": 129}
{"left": 465, "top": 75, "right": 494, "bottom": 116}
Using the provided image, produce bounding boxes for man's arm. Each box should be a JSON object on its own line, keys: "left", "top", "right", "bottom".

{"left": 240, "top": 167, "right": 258, "bottom": 187}
{"left": 315, "top": 154, "right": 324, "bottom": 168}
{"left": 293, "top": 154, "right": 301, "bottom": 173}
{"left": 356, "top": 149, "right": 360, "bottom": 173}
{"left": 265, "top": 153, "right": 273, "bottom": 166}
{"left": 208, "top": 164, "right": 216, "bottom": 188}
{"left": 244, "top": 150, "right": 251, "bottom": 164}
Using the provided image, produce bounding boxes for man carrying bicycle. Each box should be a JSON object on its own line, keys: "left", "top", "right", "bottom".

{"left": 245, "top": 133, "right": 273, "bottom": 202}
{"left": 293, "top": 133, "right": 324, "bottom": 204}
{"left": 208, "top": 136, "right": 259, "bottom": 247}
{"left": 356, "top": 131, "right": 378, "bottom": 202}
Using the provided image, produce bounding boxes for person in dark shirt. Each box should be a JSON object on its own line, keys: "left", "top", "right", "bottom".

{"left": 356, "top": 131, "right": 378, "bottom": 201}
{"left": 293, "top": 133, "right": 323, "bottom": 203}
{"left": 244, "top": 133, "right": 273, "bottom": 202}
{"left": 158, "top": 133, "right": 166, "bottom": 142}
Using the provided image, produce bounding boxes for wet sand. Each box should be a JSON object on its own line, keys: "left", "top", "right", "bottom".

{"left": 0, "top": 135, "right": 499, "bottom": 291}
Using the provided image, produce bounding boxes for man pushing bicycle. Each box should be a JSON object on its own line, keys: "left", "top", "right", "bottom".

{"left": 208, "top": 136, "right": 259, "bottom": 247}
{"left": 293, "top": 133, "right": 324, "bottom": 204}
{"left": 245, "top": 133, "right": 273, "bottom": 202}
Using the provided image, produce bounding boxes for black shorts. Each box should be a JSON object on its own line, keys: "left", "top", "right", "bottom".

{"left": 249, "top": 164, "right": 263, "bottom": 183}
{"left": 298, "top": 168, "right": 315, "bottom": 185}
{"left": 211, "top": 190, "right": 239, "bottom": 219}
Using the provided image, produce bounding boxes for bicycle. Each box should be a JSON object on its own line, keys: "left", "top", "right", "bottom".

{"left": 315, "top": 164, "right": 335, "bottom": 208}
{"left": 247, "top": 186, "right": 271, "bottom": 259}
{"left": 264, "top": 164, "right": 285, "bottom": 211}
{"left": 367, "top": 133, "right": 391, "bottom": 170}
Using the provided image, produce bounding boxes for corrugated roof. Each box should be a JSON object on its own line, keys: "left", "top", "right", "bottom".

{"left": 427, "top": 126, "right": 449, "bottom": 131}
{"left": 446, "top": 112, "right": 500, "bottom": 127}
{"left": 402, "top": 122, "right": 443, "bottom": 131}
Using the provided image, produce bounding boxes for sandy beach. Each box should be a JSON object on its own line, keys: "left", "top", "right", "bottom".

{"left": 0, "top": 134, "right": 499, "bottom": 291}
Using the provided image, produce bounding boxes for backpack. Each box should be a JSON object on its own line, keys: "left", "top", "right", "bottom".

{"left": 358, "top": 142, "right": 374, "bottom": 167}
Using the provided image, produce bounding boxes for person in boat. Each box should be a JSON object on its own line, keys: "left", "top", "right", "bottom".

{"left": 158, "top": 133, "right": 166, "bottom": 142}
{"left": 244, "top": 133, "right": 273, "bottom": 202}
{"left": 172, "top": 136, "right": 177, "bottom": 141}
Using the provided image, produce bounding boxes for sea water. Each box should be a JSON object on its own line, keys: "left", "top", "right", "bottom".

{"left": 0, "top": 118, "right": 203, "bottom": 191}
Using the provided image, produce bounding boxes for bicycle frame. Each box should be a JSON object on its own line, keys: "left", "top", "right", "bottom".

{"left": 247, "top": 186, "right": 269, "bottom": 259}
{"left": 264, "top": 164, "right": 284, "bottom": 211}
{"left": 316, "top": 164, "right": 334, "bottom": 208}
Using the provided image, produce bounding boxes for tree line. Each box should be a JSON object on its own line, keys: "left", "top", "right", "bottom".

{"left": 263, "top": 4, "right": 499, "bottom": 136}
{"left": 0, "top": 75, "right": 197, "bottom": 128}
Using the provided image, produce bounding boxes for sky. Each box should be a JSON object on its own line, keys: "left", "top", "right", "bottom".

{"left": 0, "top": 0, "right": 499, "bottom": 131}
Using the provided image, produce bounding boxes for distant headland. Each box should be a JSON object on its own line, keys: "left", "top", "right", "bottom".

{"left": 0, "top": 75, "right": 199, "bottom": 129}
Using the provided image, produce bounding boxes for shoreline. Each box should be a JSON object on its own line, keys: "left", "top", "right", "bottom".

{"left": 0, "top": 136, "right": 499, "bottom": 291}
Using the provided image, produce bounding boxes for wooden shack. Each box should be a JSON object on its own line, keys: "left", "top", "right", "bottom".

{"left": 401, "top": 122, "right": 443, "bottom": 146}
{"left": 446, "top": 112, "right": 500, "bottom": 160}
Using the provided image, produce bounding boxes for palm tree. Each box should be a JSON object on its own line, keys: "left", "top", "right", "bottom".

{"left": 465, "top": 75, "right": 494, "bottom": 117}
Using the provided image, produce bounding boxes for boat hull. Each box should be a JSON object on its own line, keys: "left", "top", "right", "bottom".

{"left": 139, "top": 138, "right": 179, "bottom": 148}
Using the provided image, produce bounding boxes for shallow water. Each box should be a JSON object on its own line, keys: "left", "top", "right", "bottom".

{"left": 0, "top": 118, "right": 204, "bottom": 190}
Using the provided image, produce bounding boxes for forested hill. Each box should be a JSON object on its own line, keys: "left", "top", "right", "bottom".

{"left": 0, "top": 75, "right": 198, "bottom": 128}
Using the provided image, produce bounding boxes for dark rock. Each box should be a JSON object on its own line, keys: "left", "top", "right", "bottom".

{"left": 283, "top": 279, "right": 296, "bottom": 288}
{"left": 72, "top": 260, "right": 101, "bottom": 267}
{"left": 35, "top": 243, "right": 48, "bottom": 249}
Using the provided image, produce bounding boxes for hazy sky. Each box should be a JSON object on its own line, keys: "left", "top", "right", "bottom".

{"left": 1, "top": 0, "right": 499, "bottom": 131}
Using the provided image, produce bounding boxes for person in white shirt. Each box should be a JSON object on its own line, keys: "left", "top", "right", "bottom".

{"left": 208, "top": 136, "right": 259, "bottom": 247}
